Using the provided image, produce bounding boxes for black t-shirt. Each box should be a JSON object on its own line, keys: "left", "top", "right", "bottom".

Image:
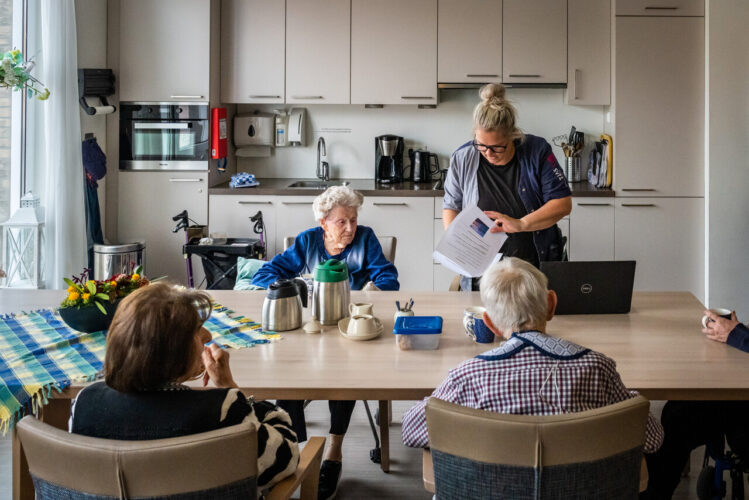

{"left": 476, "top": 153, "right": 539, "bottom": 267}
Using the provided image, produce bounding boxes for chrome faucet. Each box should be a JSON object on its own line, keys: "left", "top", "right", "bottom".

{"left": 316, "top": 137, "right": 329, "bottom": 181}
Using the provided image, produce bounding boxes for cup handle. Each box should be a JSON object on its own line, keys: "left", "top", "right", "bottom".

{"left": 701, "top": 314, "right": 711, "bottom": 329}
{"left": 463, "top": 315, "right": 476, "bottom": 340}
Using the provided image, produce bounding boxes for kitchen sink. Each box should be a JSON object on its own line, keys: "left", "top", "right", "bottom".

{"left": 286, "top": 181, "right": 332, "bottom": 189}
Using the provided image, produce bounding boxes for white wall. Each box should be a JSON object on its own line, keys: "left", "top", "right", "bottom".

{"left": 707, "top": 0, "right": 749, "bottom": 318}
{"left": 237, "top": 88, "right": 605, "bottom": 180}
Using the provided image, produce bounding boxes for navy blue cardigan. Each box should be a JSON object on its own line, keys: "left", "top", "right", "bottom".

{"left": 728, "top": 323, "right": 749, "bottom": 353}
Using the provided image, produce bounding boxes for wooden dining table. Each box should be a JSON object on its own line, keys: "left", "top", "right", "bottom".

{"left": 5, "top": 289, "right": 749, "bottom": 500}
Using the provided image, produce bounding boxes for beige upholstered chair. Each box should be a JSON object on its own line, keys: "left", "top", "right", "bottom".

{"left": 424, "top": 395, "right": 651, "bottom": 499}
{"left": 283, "top": 235, "right": 397, "bottom": 263}
{"left": 16, "top": 416, "right": 325, "bottom": 500}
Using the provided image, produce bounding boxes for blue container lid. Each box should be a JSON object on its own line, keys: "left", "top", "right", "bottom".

{"left": 393, "top": 316, "right": 443, "bottom": 335}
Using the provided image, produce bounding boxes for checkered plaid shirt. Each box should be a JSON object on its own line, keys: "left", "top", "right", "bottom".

{"left": 401, "top": 331, "right": 664, "bottom": 454}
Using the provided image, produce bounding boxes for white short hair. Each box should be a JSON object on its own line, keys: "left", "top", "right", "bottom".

{"left": 479, "top": 257, "right": 548, "bottom": 333}
{"left": 312, "top": 185, "right": 364, "bottom": 220}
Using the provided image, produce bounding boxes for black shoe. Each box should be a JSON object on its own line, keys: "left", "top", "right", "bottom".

{"left": 318, "top": 460, "right": 342, "bottom": 500}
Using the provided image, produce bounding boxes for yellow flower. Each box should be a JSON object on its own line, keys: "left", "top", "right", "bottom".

{"left": 131, "top": 274, "right": 140, "bottom": 281}
{"left": 67, "top": 285, "right": 76, "bottom": 293}
{"left": 110, "top": 281, "right": 117, "bottom": 287}
{"left": 82, "top": 293, "right": 91, "bottom": 301}
{"left": 68, "top": 292, "right": 80, "bottom": 301}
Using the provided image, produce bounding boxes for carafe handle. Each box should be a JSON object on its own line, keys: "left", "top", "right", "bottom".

{"left": 293, "top": 278, "right": 308, "bottom": 308}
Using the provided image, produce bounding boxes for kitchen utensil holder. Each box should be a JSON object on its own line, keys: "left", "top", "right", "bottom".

{"left": 565, "top": 156, "right": 584, "bottom": 182}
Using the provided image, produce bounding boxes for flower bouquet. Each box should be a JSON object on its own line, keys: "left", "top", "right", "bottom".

{"left": 0, "top": 49, "right": 49, "bottom": 100}
{"left": 59, "top": 267, "right": 149, "bottom": 332}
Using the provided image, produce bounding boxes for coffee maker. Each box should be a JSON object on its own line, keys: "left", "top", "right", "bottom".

{"left": 375, "top": 135, "right": 404, "bottom": 184}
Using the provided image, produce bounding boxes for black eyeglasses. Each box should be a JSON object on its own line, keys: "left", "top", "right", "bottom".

{"left": 472, "top": 140, "right": 508, "bottom": 154}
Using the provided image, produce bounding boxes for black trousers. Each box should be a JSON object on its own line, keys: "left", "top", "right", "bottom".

{"left": 276, "top": 400, "right": 356, "bottom": 443}
{"left": 642, "top": 400, "right": 749, "bottom": 499}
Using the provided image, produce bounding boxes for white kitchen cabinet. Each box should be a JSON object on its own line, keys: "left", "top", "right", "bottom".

{"left": 616, "top": 0, "right": 703, "bottom": 17}
{"left": 438, "top": 0, "right": 502, "bottom": 84}
{"left": 614, "top": 198, "right": 703, "bottom": 297}
{"left": 503, "top": 0, "right": 567, "bottom": 84}
{"left": 434, "top": 264, "right": 457, "bottom": 292}
{"left": 359, "top": 197, "right": 434, "bottom": 291}
{"left": 286, "top": 0, "right": 350, "bottom": 104}
{"left": 615, "top": 17, "right": 704, "bottom": 197}
{"left": 118, "top": 172, "right": 207, "bottom": 286}
{"left": 209, "top": 195, "right": 278, "bottom": 258}
{"left": 275, "top": 197, "right": 318, "bottom": 251}
{"left": 221, "top": 0, "right": 285, "bottom": 104}
{"left": 119, "top": 0, "right": 210, "bottom": 102}
{"left": 569, "top": 199, "right": 614, "bottom": 261}
{"left": 351, "top": 0, "right": 437, "bottom": 105}
{"left": 567, "top": 0, "right": 610, "bottom": 105}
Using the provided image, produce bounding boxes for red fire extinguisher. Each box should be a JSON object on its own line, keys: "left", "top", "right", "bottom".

{"left": 211, "top": 107, "right": 227, "bottom": 172}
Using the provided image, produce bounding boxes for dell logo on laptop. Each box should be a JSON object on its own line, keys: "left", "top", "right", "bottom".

{"left": 581, "top": 283, "right": 593, "bottom": 294}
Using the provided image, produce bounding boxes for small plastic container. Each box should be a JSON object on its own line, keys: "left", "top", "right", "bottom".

{"left": 393, "top": 316, "right": 443, "bottom": 351}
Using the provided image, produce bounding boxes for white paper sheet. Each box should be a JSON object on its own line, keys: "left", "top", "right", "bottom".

{"left": 432, "top": 205, "right": 508, "bottom": 278}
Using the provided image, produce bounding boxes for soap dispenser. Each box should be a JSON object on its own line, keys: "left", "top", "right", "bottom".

{"left": 274, "top": 109, "right": 289, "bottom": 147}
{"left": 288, "top": 108, "right": 306, "bottom": 146}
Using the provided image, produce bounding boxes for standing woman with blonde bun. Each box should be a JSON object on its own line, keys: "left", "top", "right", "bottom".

{"left": 443, "top": 83, "right": 572, "bottom": 291}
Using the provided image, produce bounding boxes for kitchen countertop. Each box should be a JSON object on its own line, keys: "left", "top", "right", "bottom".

{"left": 209, "top": 178, "right": 615, "bottom": 197}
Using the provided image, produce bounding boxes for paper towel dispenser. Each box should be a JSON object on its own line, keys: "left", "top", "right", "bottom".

{"left": 234, "top": 113, "right": 275, "bottom": 147}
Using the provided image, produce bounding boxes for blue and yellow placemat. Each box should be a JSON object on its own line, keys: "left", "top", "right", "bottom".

{"left": 0, "top": 303, "right": 276, "bottom": 433}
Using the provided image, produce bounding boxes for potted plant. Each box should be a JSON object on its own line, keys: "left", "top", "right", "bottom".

{"left": 58, "top": 267, "right": 149, "bottom": 332}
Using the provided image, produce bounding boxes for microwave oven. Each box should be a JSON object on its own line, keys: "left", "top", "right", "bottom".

{"left": 119, "top": 102, "right": 209, "bottom": 171}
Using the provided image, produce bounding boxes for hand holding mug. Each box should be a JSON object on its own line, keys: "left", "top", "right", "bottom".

{"left": 701, "top": 308, "right": 739, "bottom": 343}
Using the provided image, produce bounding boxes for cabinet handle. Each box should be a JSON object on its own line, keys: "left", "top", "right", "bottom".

{"left": 621, "top": 188, "right": 657, "bottom": 192}
{"left": 170, "top": 95, "right": 204, "bottom": 99}
{"left": 508, "top": 74, "right": 541, "bottom": 78}
{"left": 466, "top": 74, "right": 498, "bottom": 78}
{"left": 281, "top": 201, "right": 313, "bottom": 205}
{"left": 621, "top": 203, "right": 657, "bottom": 207}
{"left": 291, "top": 95, "right": 323, "bottom": 100}
{"left": 401, "top": 96, "right": 433, "bottom": 100}
{"left": 249, "top": 95, "right": 282, "bottom": 99}
{"left": 573, "top": 69, "right": 581, "bottom": 100}
{"left": 169, "top": 178, "right": 203, "bottom": 182}
{"left": 576, "top": 202, "right": 611, "bottom": 206}
{"left": 238, "top": 201, "right": 272, "bottom": 205}
{"left": 645, "top": 6, "right": 678, "bottom": 10}
{"left": 373, "top": 202, "right": 408, "bottom": 207}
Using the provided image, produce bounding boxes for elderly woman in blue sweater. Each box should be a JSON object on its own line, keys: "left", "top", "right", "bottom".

{"left": 252, "top": 185, "right": 398, "bottom": 500}
{"left": 252, "top": 185, "right": 399, "bottom": 292}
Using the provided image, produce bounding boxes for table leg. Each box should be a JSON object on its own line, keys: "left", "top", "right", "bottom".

{"left": 378, "top": 400, "right": 390, "bottom": 473}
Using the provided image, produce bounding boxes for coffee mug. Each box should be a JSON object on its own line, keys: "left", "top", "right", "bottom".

{"left": 463, "top": 306, "right": 495, "bottom": 344}
{"left": 701, "top": 308, "right": 732, "bottom": 328}
{"left": 347, "top": 314, "right": 378, "bottom": 337}
{"left": 349, "top": 302, "right": 374, "bottom": 316}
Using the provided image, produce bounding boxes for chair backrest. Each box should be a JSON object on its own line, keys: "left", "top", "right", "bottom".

{"left": 16, "top": 416, "right": 258, "bottom": 500}
{"left": 284, "top": 235, "right": 397, "bottom": 262}
{"left": 425, "top": 395, "right": 650, "bottom": 500}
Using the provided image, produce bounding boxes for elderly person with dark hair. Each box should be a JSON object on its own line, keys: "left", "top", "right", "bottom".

{"left": 251, "top": 185, "right": 398, "bottom": 500}
{"left": 68, "top": 282, "right": 299, "bottom": 493}
{"left": 251, "top": 185, "right": 399, "bottom": 292}
{"left": 402, "top": 257, "right": 663, "bottom": 457}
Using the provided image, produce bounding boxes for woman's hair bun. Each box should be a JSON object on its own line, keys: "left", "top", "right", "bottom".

{"left": 479, "top": 83, "right": 506, "bottom": 104}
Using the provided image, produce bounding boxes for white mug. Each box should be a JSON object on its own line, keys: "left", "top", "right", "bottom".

{"left": 701, "top": 308, "right": 732, "bottom": 328}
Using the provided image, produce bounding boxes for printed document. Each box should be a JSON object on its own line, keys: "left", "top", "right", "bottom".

{"left": 433, "top": 205, "right": 508, "bottom": 277}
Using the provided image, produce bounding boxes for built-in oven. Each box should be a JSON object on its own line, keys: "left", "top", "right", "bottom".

{"left": 119, "top": 102, "right": 209, "bottom": 170}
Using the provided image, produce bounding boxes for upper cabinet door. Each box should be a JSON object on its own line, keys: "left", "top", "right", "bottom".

{"left": 438, "top": 0, "right": 502, "bottom": 84}
{"left": 567, "top": 0, "right": 610, "bottom": 105}
{"left": 614, "top": 17, "right": 704, "bottom": 197}
{"left": 351, "top": 0, "right": 437, "bottom": 105}
{"left": 503, "top": 0, "right": 567, "bottom": 84}
{"left": 616, "top": 0, "right": 704, "bottom": 16}
{"left": 120, "top": 0, "right": 210, "bottom": 102}
{"left": 287, "top": 0, "right": 350, "bottom": 104}
{"left": 221, "top": 0, "right": 285, "bottom": 104}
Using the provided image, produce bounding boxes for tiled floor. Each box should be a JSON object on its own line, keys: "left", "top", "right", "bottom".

{"left": 0, "top": 401, "right": 733, "bottom": 499}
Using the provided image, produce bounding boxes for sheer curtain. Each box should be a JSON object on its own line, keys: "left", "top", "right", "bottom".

{"left": 31, "top": 0, "right": 87, "bottom": 288}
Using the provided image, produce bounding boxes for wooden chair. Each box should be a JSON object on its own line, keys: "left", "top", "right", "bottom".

{"left": 16, "top": 416, "right": 325, "bottom": 500}
{"left": 424, "top": 395, "right": 651, "bottom": 499}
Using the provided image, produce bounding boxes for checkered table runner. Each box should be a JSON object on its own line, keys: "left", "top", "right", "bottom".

{"left": 0, "top": 303, "right": 277, "bottom": 433}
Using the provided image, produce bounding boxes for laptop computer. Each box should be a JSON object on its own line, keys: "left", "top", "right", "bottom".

{"left": 540, "top": 261, "right": 637, "bottom": 315}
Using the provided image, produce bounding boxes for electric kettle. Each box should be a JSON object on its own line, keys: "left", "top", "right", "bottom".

{"left": 312, "top": 259, "right": 350, "bottom": 325}
{"left": 261, "top": 278, "right": 308, "bottom": 332}
{"left": 408, "top": 149, "right": 440, "bottom": 183}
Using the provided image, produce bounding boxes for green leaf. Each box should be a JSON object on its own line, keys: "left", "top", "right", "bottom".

{"left": 63, "top": 278, "right": 77, "bottom": 289}
{"left": 87, "top": 281, "right": 96, "bottom": 295}
{"left": 134, "top": 265, "right": 143, "bottom": 275}
{"left": 95, "top": 301, "right": 107, "bottom": 315}
{"left": 95, "top": 293, "right": 110, "bottom": 301}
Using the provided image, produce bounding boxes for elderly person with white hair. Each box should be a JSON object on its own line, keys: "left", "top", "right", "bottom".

{"left": 401, "top": 257, "right": 664, "bottom": 457}
{"left": 251, "top": 185, "right": 398, "bottom": 500}
{"left": 251, "top": 185, "right": 399, "bottom": 292}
